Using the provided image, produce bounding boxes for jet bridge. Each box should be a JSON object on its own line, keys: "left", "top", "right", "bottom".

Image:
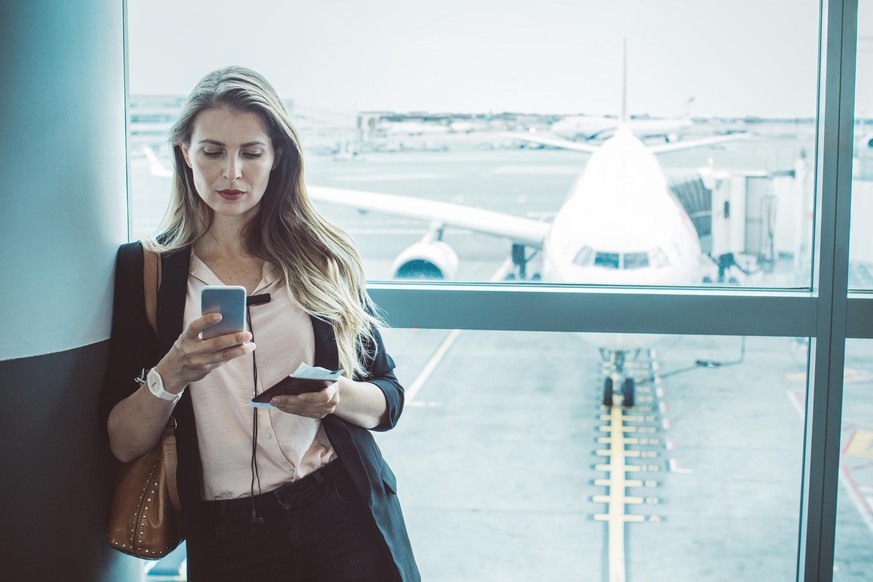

{"left": 670, "top": 159, "right": 810, "bottom": 284}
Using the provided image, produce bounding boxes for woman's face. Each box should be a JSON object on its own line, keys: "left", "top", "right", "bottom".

{"left": 181, "top": 106, "right": 279, "bottom": 224}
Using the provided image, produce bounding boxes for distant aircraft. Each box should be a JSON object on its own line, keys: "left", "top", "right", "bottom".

{"left": 551, "top": 97, "right": 695, "bottom": 143}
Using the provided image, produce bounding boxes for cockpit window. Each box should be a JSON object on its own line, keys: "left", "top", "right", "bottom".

{"left": 623, "top": 252, "right": 649, "bottom": 269}
{"left": 649, "top": 247, "right": 670, "bottom": 268}
{"left": 574, "top": 247, "right": 670, "bottom": 269}
{"left": 573, "top": 245, "right": 594, "bottom": 266}
{"left": 594, "top": 252, "right": 620, "bottom": 269}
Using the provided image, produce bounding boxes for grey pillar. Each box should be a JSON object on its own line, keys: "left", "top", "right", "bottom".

{"left": 0, "top": 1, "right": 142, "bottom": 580}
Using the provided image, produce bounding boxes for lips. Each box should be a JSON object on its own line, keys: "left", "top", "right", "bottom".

{"left": 217, "top": 189, "right": 244, "bottom": 201}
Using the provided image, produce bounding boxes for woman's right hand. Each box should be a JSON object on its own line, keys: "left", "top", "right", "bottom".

{"left": 155, "top": 313, "right": 255, "bottom": 393}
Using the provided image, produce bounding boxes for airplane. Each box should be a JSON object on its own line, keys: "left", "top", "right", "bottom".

{"left": 550, "top": 97, "right": 695, "bottom": 143}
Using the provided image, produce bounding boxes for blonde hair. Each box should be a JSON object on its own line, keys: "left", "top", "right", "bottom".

{"left": 152, "top": 66, "right": 381, "bottom": 377}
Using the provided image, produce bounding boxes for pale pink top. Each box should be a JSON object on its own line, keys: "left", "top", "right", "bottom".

{"left": 184, "top": 254, "right": 337, "bottom": 501}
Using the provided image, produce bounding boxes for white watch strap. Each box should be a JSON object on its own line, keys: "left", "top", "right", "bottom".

{"left": 147, "top": 368, "right": 183, "bottom": 403}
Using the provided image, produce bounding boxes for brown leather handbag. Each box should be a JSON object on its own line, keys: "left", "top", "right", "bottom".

{"left": 107, "top": 247, "right": 183, "bottom": 559}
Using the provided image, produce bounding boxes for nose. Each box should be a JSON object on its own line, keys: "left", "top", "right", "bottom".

{"left": 223, "top": 156, "right": 241, "bottom": 183}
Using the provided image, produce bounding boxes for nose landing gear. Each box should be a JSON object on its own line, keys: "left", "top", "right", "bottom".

{"left": 602, "top": 376, "right": 636, "bottom": 407}
{"left": 601, "top": 350, "right": 636, "bottom": 407}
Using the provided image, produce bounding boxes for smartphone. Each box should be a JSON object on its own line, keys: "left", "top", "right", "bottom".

{"left": 251, "top": 377, "right": 331, "bottom": 403}
{"left": 200, "top": 285, "right": 247, "bottom": 340}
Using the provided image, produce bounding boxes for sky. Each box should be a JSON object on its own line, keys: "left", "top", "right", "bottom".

{"left": 128, "top": 0, "right": 873, "bottom": 118}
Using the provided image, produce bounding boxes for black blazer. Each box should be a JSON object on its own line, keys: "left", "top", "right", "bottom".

{"left": 100, "top": 242, "right": 420, "bottom": 582}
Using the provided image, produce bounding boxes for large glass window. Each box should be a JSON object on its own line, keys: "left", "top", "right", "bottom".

{"left": 124, "top": 1, "right": 866, "bottom": 580}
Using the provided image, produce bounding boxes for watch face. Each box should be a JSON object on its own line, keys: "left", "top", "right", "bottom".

{"left": 148, "top": 368, "right": 163, "bottom": 394}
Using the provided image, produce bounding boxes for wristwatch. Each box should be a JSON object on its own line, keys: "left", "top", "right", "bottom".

{"left": 146, "top": 368, "right": 183, "bottom": 404}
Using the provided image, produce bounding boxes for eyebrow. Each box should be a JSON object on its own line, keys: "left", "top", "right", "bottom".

{"left": 198, "top": 139, "right": 268, "bottom": 148}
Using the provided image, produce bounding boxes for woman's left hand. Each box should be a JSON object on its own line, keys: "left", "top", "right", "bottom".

{"left": 270, "top": 382, "right": 339, "bottom": 419}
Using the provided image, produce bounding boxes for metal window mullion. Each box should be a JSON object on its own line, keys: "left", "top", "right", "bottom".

{"left": 800, "top": 1, "right": 857, "bottom": 581}
{"left": 370, "top": 286, "right": 818, "bottom": 337}
{"left": 122, "top": 0, "right": 131, "bottom": 243}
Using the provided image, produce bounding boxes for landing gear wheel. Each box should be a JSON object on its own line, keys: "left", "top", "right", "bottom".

{"left": 623, "top": 378, "right": 635, "bottom": 408}
{"left": 603, "top": 377, "right": 614, "bottom": 407}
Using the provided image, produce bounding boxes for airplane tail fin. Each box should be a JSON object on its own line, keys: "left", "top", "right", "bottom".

{"left": 674, "top": 97, "right": 695, "bottom": 119}
{"left": 620, "top": 38, "right": 628, "bottom": 125}
{"left": 143, "top": 146, "right": 172, "bottom": 177}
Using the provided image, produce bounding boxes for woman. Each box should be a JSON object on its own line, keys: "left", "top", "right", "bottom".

{"left": 100, "top": 66, "right": 419, "bottom": 582}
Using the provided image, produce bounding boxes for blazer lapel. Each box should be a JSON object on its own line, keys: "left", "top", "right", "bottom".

{"left": 157, "top": 246, "right": 191, "bottom": 358}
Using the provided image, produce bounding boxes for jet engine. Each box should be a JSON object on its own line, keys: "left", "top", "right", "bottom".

{"left": 391, "top": 240, "right": 459, "bottom": 280}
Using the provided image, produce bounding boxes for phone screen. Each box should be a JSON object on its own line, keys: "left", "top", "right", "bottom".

{"left": 201, "top": 286, "right": 247, "bottom": 340}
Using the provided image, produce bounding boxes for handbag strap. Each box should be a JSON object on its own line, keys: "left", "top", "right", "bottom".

{"left": 142, "top": 244, "right": 181, "bottom": 512}
{"left": 161, "top": 422, "right": 180, "bottom": 511}
{"left": 143, "top": 246, "right": 161, "bottom": 334}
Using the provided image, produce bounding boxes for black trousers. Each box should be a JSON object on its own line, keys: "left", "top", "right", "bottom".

{"left": 200, "top": 460, "right": 400, "bottom": 582}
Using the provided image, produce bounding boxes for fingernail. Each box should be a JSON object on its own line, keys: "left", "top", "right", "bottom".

{"left": 270, "top": 397, "right": 279, "bottom": 406}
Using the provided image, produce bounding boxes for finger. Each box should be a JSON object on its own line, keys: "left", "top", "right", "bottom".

{"left": 269, "top": 396, "right": 330, "bottom": 417}
{"left": 189, "top": 342, "right": 256, "bottom": 367}
{"left": 202, "top": 330, "right": 253, "bottom": 350}
{"left": 186, "top": 313, "right": 223, "bottom": 338}
{"left": 269, "top": 395, "right": 304, "bottom": 414}
{"left": 295, "top": 389, "right": 330, "bottom": 404}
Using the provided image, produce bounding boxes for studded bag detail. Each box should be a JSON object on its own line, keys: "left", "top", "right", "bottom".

{"left": 107, "top": 246, "right": 183, "bottom": 559}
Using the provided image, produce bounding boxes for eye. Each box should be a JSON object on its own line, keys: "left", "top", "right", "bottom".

{"left": 203, "top": 150, "right": 222, "bottom": 158}
{"left": 242, "top": 151, "right": 263, "bottom": 159}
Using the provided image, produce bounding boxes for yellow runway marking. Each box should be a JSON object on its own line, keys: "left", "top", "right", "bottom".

{"left": 846, "top": 430, "right": 873, "bottom": 459}
{"left": 405, "top": 263, "right": 511, "bottom": 403}
{"left": 604, "top": 402, "right": 629, "bottom": 582}
{"left": 594, "top": 351, "right": 665, "bottom": 582}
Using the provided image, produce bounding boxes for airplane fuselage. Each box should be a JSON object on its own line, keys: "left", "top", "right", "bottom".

{"left": 541, "top": 126, "right": 703, "bottom": 350}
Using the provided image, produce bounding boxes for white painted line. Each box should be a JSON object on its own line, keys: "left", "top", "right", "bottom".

{"left": 405, "top": 262, "right": 511, "bottom": 404}
{"left": 406, "top": 329, "right": 461, "bottom": 403}
{"left": 785, "top": 390, "right": 873, "bottom": 538}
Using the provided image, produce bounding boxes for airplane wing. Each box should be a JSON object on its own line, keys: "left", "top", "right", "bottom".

{"left": 647, "top": 133, "right": 747, "bottom": 155}
{"left": 307, "top": 186, "right": 551, "bottom": 248}
{"left": 501, "top": 132, "right": 600, "bottom": 154}
{"left": 504, "top": 130, "right": 746, "bottom": 156}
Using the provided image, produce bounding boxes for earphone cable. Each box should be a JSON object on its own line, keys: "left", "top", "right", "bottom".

{"left": 246, "top": 307, "right": 263, "bottom": 531}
